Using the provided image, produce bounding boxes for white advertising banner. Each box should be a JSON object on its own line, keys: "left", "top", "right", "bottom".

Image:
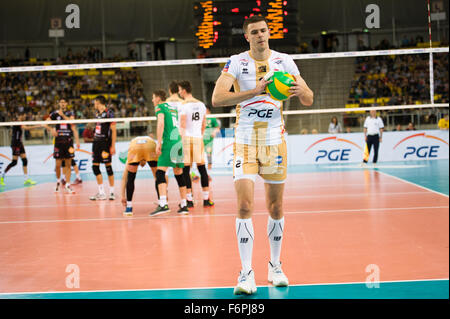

{"left": 211, "top": 130, "right": 449, "bottom": 168}
{"left": 0, "top": 130, "right": 448, "bottom": 176}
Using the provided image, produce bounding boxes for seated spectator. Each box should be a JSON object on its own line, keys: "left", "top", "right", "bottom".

{"left": 438, "top": 114, "right": 449, "bottom": 130}
{"left": 311, "top": 129, "right": 318, "bottom": 134}
{"left": 328, "top": 116, "right": 342, "bottom": 134}
{"left": 393, "top": 124, "right": 402, "bottom": 131}
{"left": 82, "top": 123, "right": 95, "bottom": 142}
{"left": 406, "top": 122, "right": 416, "bottom": 131}
{"left": 300, "top": 128, "right": 308, "bottom": 135}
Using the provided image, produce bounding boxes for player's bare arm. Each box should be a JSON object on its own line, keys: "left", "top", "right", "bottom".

{"left": 212, "top": 73, "right": 271, "bottom": 107}
{"left": 110, "top": 122, "right": 116, "bottom": 155}
{"left": 156, "top": 113, "right": 164, "bottom": 155}
{"left": 71, "top": 124, "right": 80, "bottom": 149}
{"left": 201, "top": 115, "right": 206, "bottom": 136}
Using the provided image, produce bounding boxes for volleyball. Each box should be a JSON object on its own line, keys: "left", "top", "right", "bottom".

{"left": 265, "top": 71, "right": 295, "bottom": 101}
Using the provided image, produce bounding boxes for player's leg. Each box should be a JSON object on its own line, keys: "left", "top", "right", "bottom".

{"left": 260, "top": 142, "right": 289, "bottom": 287}
{"left": 149, "top": 161, "right": 160, "bottom": 200}
{"left": 90, "top": 141, "right": 106, "bottom": 200}
{"left": 90, "top": 162, "right": 106, "bottom": 200}
{"left": 233, "top": 142, "right": 258, "bottom": 295}
{"left": 123, "top": 163, "right": 138, "bottom": 216}
{"left": 233, "top": 178, "right": 257, "bottom": 295}
{"left": 173, "top": 166, "right": 188, "bottom": 214}
{"left": 264, "top": 182, "right": 288, "bottom": 287}
{"left": 183, "top": 163, "right": 194, "bottom": 207}
{"left": 72, "top": 159, "right": 82, "bottom": 184}
{"left": 197, "top": 162, "right": 213, "bottom": 206}
{"left": 63, "top": 158, "right": 75, "bottom": 194}
{"left": 20, "top": 152, "right": 35, "bottom": 185}
{"left": 1, "top": 155, "right": 19, "bottom": 186}
{"left": 105, "top": 163, "right": 115, "bottom": 199}
{"left": 182, "top": 137, "right": 194, "bottom": 207}
{"left": 54, "top": 158, "right": 63, "bottom": 192}
{"left": 149, "top": 166, "right": 170, "bottom": 216}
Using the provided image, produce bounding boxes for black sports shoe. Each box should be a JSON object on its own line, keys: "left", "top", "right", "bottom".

{"left": 177, "top": 204, "right": 189, "bottom": 215}
{"left": 150, "top": 205, "right": 170, "bottom": 216}
{"left": 203, "top": 199, "right": 214, "bottom": 207}
{"left": 187, "top": 200, "right": 194, "bottom": 209}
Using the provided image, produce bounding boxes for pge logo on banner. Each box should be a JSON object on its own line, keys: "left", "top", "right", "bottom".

{"left": 304, "top": 136, "right": 363, "bottom": 162}
{"left": 393, "top": 133, "right": 449, "bottom": 159}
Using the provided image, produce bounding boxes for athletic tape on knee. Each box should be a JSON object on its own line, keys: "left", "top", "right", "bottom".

{"left": 197, "top": 164, "right": 209, "bottom": 188}
{"left": 92, "top": 165, "right": 101, "bottom": 176}
{"left": 71, "top": 159, "right": 76, "bottom": 166}
{"left": 21, "top": 157, "right": 28, "bottom": 167}
{"left": 175, "top": 173, "right": 186, "bottom": 188}
{"left": 10, "top": 159, "right": 18, "bottom": 167}
{"left": 106, "top": 165, "right": 114, "bottom": 176}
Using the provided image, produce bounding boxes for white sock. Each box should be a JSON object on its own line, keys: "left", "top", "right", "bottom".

{"left": 267, "top": 216, "right": 284, "bottom": 266}
{"left": 76, "top": 173, "right": 81, "bottom": 179}
{"left": 186, "top": 193, "right": 193, "bottom": 201}
{"left": 24, "top": 174, "right": 28, "bottom": 181}
{"left": 180, "top": 199, "right": 187, "bottom": 207}
{"left": 109, "top": 184, "right": 115, "bottom": 194}
{"left": 98, "top": 184, "right": 105, "bottom": 194}
{"left": 203, "top": 191, "right": 209, "bottom": 200}
{"left": 159, "top": 195, "right": 167, "bottom": 207}
{"left": 126, "top": 201, "right": 132, "bottom": 208}
{"left": 236, "top": 218, "right": 254, "bottom": 273}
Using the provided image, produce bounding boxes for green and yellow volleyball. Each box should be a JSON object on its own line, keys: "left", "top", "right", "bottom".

{"left": 265, "top": 71, "right": 295, "bottom": 101}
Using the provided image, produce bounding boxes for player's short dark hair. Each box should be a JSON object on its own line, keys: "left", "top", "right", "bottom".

{"left": 178, "top": 81, "right": 192, "bottom": 93}
{"left": 243, "top": 15, "right": 268, "bottom": 33}
{"left": 169, "top": 81, "right": 179, "bottom": 94}
{"left": 95, "top": 95, "right": 107, "bottom": 105}
{"left": 153, "top": 89, "right": 167, "bottom": 101}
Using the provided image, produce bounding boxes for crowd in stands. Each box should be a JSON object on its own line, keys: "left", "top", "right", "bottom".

{"left": 0, "top": 48, "right": 147, "bottom": 123}
{"left": 348, "top": 52, "right": 448, "bottom": 106}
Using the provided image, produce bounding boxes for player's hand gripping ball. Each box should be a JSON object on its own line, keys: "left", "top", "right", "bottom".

{"left": 265, "top": 71, "right": 295, "bottom": 101}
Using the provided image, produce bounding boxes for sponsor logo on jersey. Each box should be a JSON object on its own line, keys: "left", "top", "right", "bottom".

{"left": 223, "top": 59, "right": 231, "bottom": 72}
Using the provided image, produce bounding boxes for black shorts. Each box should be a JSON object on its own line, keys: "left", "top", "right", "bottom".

{"left": 92, "top": 139, "right": 112, "bottom": 164}
{"left": 54, "top": 137, "right": 75, "bottom": 159}
{"left": 11, "top": 143, "right": 25, "bottom": 156}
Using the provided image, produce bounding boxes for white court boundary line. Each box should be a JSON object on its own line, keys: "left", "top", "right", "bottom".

{"left": 0, "top": 191, "right": 442, "bottom": 208}
{"left": 0, "top": 278, "right": 447, "bottom": 297}
{"left": 376, "top": 170, "right": 449, "bottom": 198}
{"left": 0, "top": 205, "right": 447, "bottom": 225}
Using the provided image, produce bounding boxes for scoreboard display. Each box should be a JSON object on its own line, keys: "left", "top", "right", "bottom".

{"left": 194, "top": 0, "right": 298, "bottom": 50}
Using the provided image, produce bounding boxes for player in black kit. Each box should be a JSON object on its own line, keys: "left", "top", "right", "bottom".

{"left": 89, "top": 95, "right": 117, "bottom": 201}
{"left": 45, "top": 98, "right": 80, "bottom": 194}
{"left": 0, "top": 113, "right": 39, "bottom": 186}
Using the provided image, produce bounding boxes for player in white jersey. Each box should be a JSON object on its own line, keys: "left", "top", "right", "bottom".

{"left": 212, "top": 16, "right": 314, "bottom": 295}
{"left": 178, "top": 80, "right": 214, "bottom": 208}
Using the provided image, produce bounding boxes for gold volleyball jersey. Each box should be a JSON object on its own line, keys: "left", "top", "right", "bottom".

{"left": 221, "top": 50, "right": 300, "bottom": 145}
{"left": 127, "top": 136, "right": 158, "bottom": 164}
